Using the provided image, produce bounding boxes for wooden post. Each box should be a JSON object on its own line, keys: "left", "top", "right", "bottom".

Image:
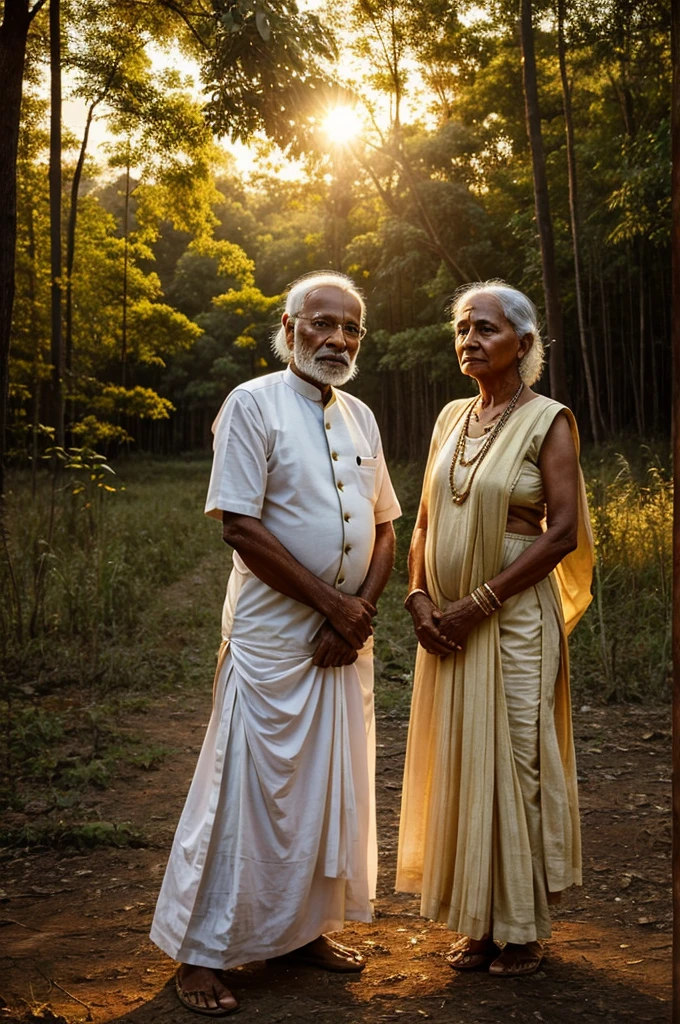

{"left": 672, "top": 0, "right": 679, "bottom": 1017}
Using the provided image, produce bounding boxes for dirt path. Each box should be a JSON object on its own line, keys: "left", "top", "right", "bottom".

{"left": 1, "top": 689, "right": 671, "bottom": 1024}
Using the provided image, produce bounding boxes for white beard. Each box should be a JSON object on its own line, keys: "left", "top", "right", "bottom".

{"left": 292, "top": 339, "right": 358, "bottom": 387}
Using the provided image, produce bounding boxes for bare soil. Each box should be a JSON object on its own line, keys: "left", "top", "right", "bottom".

{"left": 0, "top": 692, "right": 671, "bottom": 1024}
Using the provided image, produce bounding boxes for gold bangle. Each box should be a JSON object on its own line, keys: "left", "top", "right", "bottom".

{"left": 470, "top": 589, "right": 492, "bottom": 616}
{"left": 404, "top": 588, "right": 428, "bottom": 610}
{"left": 482, "top": 582, "right": 502, "bottom": 610}
{"left": 473, "top": 586, "right": 495, "bottom": 615}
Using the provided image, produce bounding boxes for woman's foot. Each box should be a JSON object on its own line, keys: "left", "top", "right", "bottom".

{"left": 488, "top": 941, "right": 544, "bottom": 977}
{"left": 446, "top": 935, "right": 499, "bottom": 971}
{"left": 175, "top": 964, "right": 239, "bottom": 1016}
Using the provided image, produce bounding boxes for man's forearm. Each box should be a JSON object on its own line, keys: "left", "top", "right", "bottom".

{"left": 222, "top": 512, "right": 376, "bottom": 650}
{"left": 222, "top": 512, "right": 340, "bottom": 619}
{"left": 357, "top": 521, "right": 396, "bottom": 609}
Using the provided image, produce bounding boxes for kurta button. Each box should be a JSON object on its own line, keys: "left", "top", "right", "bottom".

{"left": 344, "top": 513, "right": 351, "bottom": 521}
{"left": 338, "top": 577, "right": 345, "bottom": 585}
{"left": 325, "top": 422, "right": 331, "bottom": 430}
{"left": 331, "top": 451, "right": 338, "bottom": 461}
{"left": 338, "top": 481, "right": 344, "bottom": 490}
{"left": 344, "top": 544, "right": 352, "bottom": 554}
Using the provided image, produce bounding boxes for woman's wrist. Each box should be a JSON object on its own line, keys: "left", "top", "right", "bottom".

{"left": 469, "top": 582, "right": 502, "bottom": 617}
{"left": 404, "top": 587, "right": 429, "bottom": 611}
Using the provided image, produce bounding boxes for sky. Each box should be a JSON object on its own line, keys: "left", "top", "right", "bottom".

{"left": 61, "top": 45, "right": 263, "bottom": 180}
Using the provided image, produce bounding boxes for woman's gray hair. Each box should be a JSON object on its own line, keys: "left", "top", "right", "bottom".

{"left": 271, "top": 271, "right": 366, "bottom": 363}
{"left": 449, "top": 279, "right": 545, "bottom": 386}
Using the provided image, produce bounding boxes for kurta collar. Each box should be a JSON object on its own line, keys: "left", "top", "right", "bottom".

{"left": 283, "top": 365, "right": 333, "bottom": 405}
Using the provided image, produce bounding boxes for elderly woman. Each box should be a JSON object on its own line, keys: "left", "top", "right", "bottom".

{"left": 396, "top": 281, "right": 593, "bottom": 976}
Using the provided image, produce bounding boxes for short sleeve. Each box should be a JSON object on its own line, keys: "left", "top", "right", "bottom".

{"left": 204, "top": 390, "right": 268, "bottom": 521}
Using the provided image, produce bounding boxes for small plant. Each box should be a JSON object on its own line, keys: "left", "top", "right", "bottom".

{"left": 44, "top": 444, "right": 123, "bottom": 543}
{"left": 0, "top": 820, "right": 147, "bottom": 851}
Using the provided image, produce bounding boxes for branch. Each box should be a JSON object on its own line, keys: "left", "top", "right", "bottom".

{"left": 28, "top": 0, "right": 48, "bottom": 22}
{"left": 158, "top": 0, "right": 210, "bottom": 48}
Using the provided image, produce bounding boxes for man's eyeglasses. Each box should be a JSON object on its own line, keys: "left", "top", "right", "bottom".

{"left": 293, "top": 315, "right": 366, "bottom": 341}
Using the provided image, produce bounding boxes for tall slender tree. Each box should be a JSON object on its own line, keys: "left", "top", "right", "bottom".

{"left": 556, "top": 0, "right": 600, "bottom": 439}
{"left": 519, "top": 0, "right": 569, "bottom": 405}
{"left": 0, "top": 0, "right": 48, "bottom": 497}
{"left": 671, "top": 0, "right": 680, "bottom": 1011}
{"left": 49, "top": 0, "right": 64, "bottom": 447}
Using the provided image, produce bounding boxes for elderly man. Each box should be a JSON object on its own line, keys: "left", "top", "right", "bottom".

{"left": 150, "top": 271, "right": 401, "bottom": 1015}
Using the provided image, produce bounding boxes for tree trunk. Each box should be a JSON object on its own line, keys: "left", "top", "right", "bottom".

{"left": 65, "top": 102, "right": 95, "bottom": 377}
{"left": 626, "top": 261, "right": 642, "bottom": 433}
{"left": 556, "top": 0, "right": 601, "bottom": 440}
{"left": 519, "top": 0, "right": 569, "bottom": 406}
{"left": 49, "top": 0, "right": 64, "bottom": 447}
{"left": 638, "top": 256, "right": 646, "bottom": 435}
{"left": 0, "top": 0, "right": 43, "bottom": 497}
{"left": 599, "top": 261, "right": 614, "bottom": 432}
{"left": 121, "top": 147, "right": 131, "bottom": 387}
{"left": 671, "top": 0, "right": 680, "bottom": 1016}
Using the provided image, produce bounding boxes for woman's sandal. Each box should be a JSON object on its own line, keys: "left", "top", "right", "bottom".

{"left": 446, "top": 936, "right": 500, "bottom": 971}
{"left": 174, "top": 968, "right": 240, "bottom": 1017}
{"left": 488, "top": 941, "right": 544, "bottom": 977}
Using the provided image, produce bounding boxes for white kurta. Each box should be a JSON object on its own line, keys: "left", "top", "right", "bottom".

{"left": 150, "top": 368, "right": 401, "bottom": 970}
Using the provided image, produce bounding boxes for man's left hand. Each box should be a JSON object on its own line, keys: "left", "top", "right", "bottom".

{"left": 312, "top": 622, "right": 359, "bottom": 668}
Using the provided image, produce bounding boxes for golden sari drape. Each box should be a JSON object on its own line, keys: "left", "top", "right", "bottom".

{"left": 395, "top": 395, "right": 593, "bottom": 943}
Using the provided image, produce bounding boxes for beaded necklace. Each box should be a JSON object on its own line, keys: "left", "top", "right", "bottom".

{"left": 448, "top": 381, "right": 524, "bottom": 505}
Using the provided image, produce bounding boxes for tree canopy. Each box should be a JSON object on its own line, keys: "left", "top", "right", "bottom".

{"left": 2, "top": 0, "right": 672, "bottom": 466}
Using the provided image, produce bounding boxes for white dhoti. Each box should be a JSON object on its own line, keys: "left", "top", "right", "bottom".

{"left": 150, "top": 633, "right": 376, "bottom": 969}
{"left": 151, "top": 368, "right": 400, "bottom": 969}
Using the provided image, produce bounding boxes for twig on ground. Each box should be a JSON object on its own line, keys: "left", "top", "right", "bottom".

{"left": 35, "top": 968, "right": 93, "bottom": 1021}
{"left": 0, "top": 917, "right": 40, "bottom": 930}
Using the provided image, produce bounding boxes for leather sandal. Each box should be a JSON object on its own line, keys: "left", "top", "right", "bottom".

{"left": 174, "top": 968, "right": 240, "bottom": 1016}
{"left": 447, "top": 936, "right": 500, "bottom": 971}
{"left": 268, "top": 935, "right": 365, "bottom": 973}
{"left": 488, "top": 941, "right": 544, "bottom": 977}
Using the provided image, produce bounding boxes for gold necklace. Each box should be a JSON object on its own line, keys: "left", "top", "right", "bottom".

{"left": 449, "top": 382, "right": 524, "bottom": 505}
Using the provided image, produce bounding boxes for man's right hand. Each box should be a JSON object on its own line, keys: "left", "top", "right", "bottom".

{"left": 328, "top": 593, "right": 376, "bottom": 649}
{"left": 312, "top": 623, "right": 359, "bottom": 668}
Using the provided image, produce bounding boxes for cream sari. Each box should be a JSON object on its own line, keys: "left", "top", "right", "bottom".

{"left": 395, "top": 395, "right": 593, "bottom": 943}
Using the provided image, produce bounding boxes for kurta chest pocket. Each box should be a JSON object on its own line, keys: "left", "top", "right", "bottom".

{"left": 355, "top": 454, "right": 379, "bottom": 500}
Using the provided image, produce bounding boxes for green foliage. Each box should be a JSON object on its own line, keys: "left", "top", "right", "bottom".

{"left": 203, "top": 0, "right": 338, "bottom": 152}
{"left": 0, "top": 458, "right": 227, "bottom": 815}
{"left": 569, "top": 447, "right": 672, "bottom": 702}
{"left": 70, "top": 416, "right": 133, "bottom": 446}
{"left": 0, "top": 820, "right": 147, "bottom": 850}
{"left": 606, "top": 121, "right": 671, "bottom": 246}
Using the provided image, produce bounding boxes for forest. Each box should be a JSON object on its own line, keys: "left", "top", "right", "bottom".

{"left": 0, "top": 0, "right": 672, "bottom": 466}
{"left": 0, "top": 0, "right": 675, "bottom": 1019}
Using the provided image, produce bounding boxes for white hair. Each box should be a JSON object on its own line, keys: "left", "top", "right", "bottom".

{"left": 449, "top": 279, "right": 545, "bottom": 386}
{"left": 271, "top": 271, "right": 366, "bottom": 363}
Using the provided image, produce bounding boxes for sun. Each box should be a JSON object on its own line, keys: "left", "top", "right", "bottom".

{"left": 322, "top": 106, "right": 362, "bottom": 145}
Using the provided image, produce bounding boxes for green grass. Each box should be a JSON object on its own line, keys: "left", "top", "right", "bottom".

{"left": 0, "top": 819, "right": 147, "bottom": 850}
{"left": 0, "top": 444, "right": 671, "bottom": 826}
{"left": 570, "top": 444, "right": 672, "bottom": 702}
{"left": 0, "top": 456, "right": 229, "bottom": 813}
